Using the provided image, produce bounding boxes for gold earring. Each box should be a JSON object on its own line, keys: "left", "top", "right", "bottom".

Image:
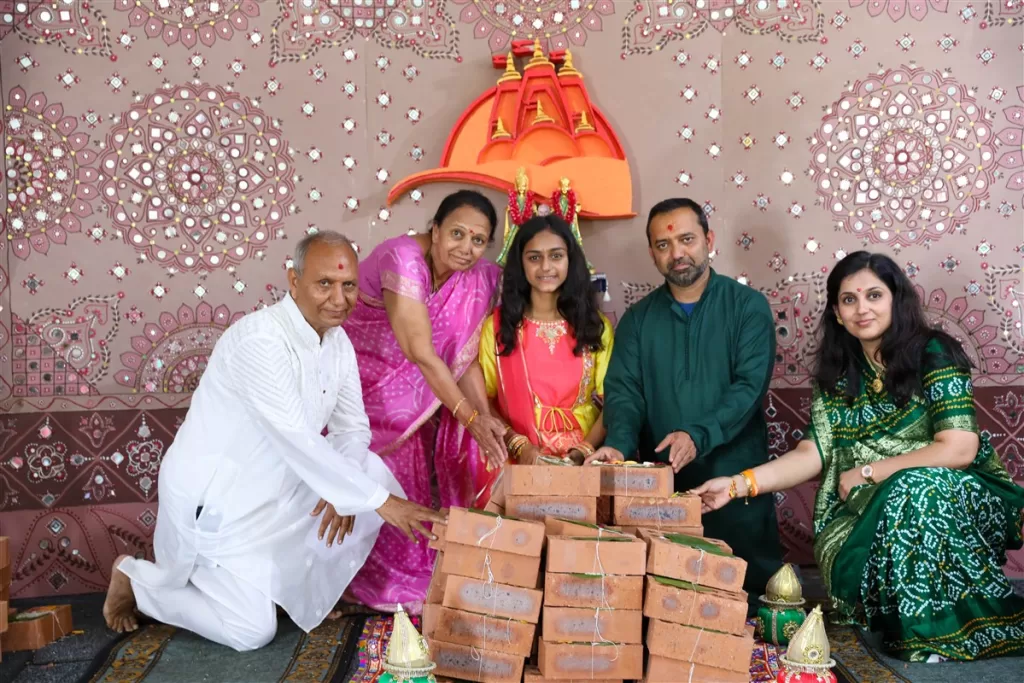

{"left": 836, "top": 315, "right": 843, "bottom": 326}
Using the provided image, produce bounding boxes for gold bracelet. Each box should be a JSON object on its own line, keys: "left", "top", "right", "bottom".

{"left": 452, "top": 398, "right": 467, "bottom": 419}
{"left": 728, "top": 477, "right": 738, "bottom": 499}
{"left": 740, "top": 469, "right": 759, "bottom": 498}
{"left": 465, "top": 410, "right": 479, "bottom": 429}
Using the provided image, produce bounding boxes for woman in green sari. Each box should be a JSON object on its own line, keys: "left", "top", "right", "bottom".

{"left": 692, "top": 251, "right": 1024, "bottom": 662}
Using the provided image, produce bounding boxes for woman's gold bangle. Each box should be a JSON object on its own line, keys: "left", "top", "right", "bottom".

{"left": 452, "top": 397, "right": 467, "bottom": 419}
{"left": 740, "top": 469, "right": 759, "bottom": 498}
{"left": 465, "top": 410, "right": 479, "bottom": 428}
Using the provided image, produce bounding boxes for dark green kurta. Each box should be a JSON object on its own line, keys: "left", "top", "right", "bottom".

{"left": 603, "top": 269, "right": 782, "bottom": 605}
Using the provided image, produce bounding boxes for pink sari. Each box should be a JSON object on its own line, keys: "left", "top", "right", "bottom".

{"left": 342, "top": 235, "right": 500, "bottom": 613}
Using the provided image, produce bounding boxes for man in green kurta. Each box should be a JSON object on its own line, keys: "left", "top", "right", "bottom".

{"left": 588, "top": 198, "right": 782, "bottom": 608}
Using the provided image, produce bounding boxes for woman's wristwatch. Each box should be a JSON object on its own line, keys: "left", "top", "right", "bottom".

{"left": 861, "top": 464, "right": 876, "bottom": 485}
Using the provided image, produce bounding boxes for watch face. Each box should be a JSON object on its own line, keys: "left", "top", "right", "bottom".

{"left": 862, "top": 465, "right": 873, "bottom": 477}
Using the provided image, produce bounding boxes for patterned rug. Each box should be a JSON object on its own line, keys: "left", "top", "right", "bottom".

{"left": 84, "top": 614, "right": 366, "bottom": 683}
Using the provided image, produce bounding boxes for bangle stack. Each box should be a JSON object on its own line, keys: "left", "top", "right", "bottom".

{"left": 506, "top": 433, "right": 530, "bottom": 461}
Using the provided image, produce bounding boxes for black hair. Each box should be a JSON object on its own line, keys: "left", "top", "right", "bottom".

{"left": 645, "top": 198, "right": 709, "bottom": 245}
{"left": 814, "top": 250, "right": 972, "bottom": 406}
{"left": 497, "top": 215, "right": 604, "bottom": 357}
{"left": 430, "top": 189, "right": 499, "bottom": 241}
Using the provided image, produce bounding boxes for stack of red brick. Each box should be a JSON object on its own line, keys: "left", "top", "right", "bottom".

{"left": 598, "top": 462, "right": 699, "bottom": 536}
{"left": 424, "top": 507, "right": 545, "bottom": 682}
{"left": 532, "top": 518, "right": 645, "bottom": 682}
{"left": 642, "top": 531, "right": 753, "bottom": 681}
{"left": 0, "top": 536, "right": 75, "bottom": 657}
{"left": 423, "top": 463, "right": 756, "bottom": 682}
{"left": 503, "top": 464, "right": 603, "bottom": 526}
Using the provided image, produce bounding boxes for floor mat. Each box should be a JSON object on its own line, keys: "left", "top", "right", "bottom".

{"left": 829, "top": 624, "right": 1024, "bottom": 683}
{"left": 6, "top": 585, "right": 1023, "bottom": 682}
{"left": 83, "top": 614, "right": 366, "bottom": 683}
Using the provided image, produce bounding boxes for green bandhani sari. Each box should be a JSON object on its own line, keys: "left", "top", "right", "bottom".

{"left": 805, "top": 339, "right": 1024, "bottom": 661}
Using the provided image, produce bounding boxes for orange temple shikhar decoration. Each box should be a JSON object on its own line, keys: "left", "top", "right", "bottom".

{"left": 387, "top": 40, "right": 633, "bottom": 222}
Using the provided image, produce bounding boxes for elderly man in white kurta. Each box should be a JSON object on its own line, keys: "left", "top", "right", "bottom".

{"left": 102, "top": 231, "right": 446, "bottom": 651}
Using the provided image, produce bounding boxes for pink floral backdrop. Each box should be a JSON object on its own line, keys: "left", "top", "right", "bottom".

{"left": 0, "top": 1, "right": 1021, "bottom": 597}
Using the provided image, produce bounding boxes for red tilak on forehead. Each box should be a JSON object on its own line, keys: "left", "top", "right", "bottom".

{"left": 666, "top": 223, "right": 675, "bottom": 231}
{"left": 857, "top": 288, "right": 862, "bottom": 292}
{"left": 338, "top": 263, "right": 345, "bottom": 270}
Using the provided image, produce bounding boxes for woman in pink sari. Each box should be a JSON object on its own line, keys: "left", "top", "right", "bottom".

{"left": 342, "top": 190, "right": 508, "bottom": 613}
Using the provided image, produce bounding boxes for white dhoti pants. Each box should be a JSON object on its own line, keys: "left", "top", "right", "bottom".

{"left": 126, "top": 556, "right": 277, "bottom": 652}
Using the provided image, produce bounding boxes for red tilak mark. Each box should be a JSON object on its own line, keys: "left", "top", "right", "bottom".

{"left": 338, "top": 263, "right": 345, "bottom": 270}
{"left": 856, "top": 288, "right": 862, "bottom": 292}
{"left": 666, "top": 223, "right": 675, "bottom": 231}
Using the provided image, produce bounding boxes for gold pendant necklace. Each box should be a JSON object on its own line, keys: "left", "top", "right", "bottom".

{"left": 867, "top": 355, "right": 885, "bottom": 393}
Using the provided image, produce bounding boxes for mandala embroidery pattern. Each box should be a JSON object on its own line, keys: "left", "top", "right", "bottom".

{"left": 922, "top": 278, "right": 1021, "bottom": 385}
{"left": 452, "top": 0, "right": 614, "bottom": 52}
{"left": 268, "top": 0, "right": 460, "bottom": 65}
{"left": 981, "top": 264, "right": 1024, "bottom": 378}
{"left": 848, "top": 0, "right": 949, "bottom": 22}
{"left": 621, "top": 0, "right": 825, "bottom": 57}
{"left": 3, "top": 87, "right": 100, "bottom": 260}
{"left": 98, "top": 84, "right": 296, "bottom": 272}
{"left": 995, "top": 87, "right": 1024, "bottom": 204}
{"left": 810, "top": 67, "right": 997, "bottom": 249}
{"left": 22, "top": 441, "right": 75, "bottom": 488}
{"left": 5, "top": 1, "right": 114, "bottom": 58}
{"left": 11, "top": 295, "right": 121, "bottom": 398}
{"left": 0, "top": 0, "right": 33, "bottom": 39}
{"left": 114, "top": 0, "right": 262, "bottom": 49}
{"left": 116, "top": 302, "right": 245, "bottom": 393}
{"left": 760, "top": 273, "right": 826, "bottom": 385}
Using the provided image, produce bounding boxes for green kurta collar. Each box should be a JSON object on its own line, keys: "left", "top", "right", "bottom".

{"left": 659, "top": 268, "right": 719, "bottom": 320}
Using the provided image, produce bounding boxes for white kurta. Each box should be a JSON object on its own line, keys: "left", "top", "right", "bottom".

{"left": 120, "top": 294, "right": 403, "bottom": 637}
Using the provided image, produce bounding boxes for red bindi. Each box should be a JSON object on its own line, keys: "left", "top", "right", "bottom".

{"left": 666, "top": 223, "right": 675, "bottom": 231}
{"left": 856, "top": 288, "right": 862, "bottom": 292}
{"left": 338, "top": 263, "right": 345, "bottom": 270}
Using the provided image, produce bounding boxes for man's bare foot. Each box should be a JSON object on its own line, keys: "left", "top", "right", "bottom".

{"left": 103, "top": 555, "right": 139, "bottom": 633}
